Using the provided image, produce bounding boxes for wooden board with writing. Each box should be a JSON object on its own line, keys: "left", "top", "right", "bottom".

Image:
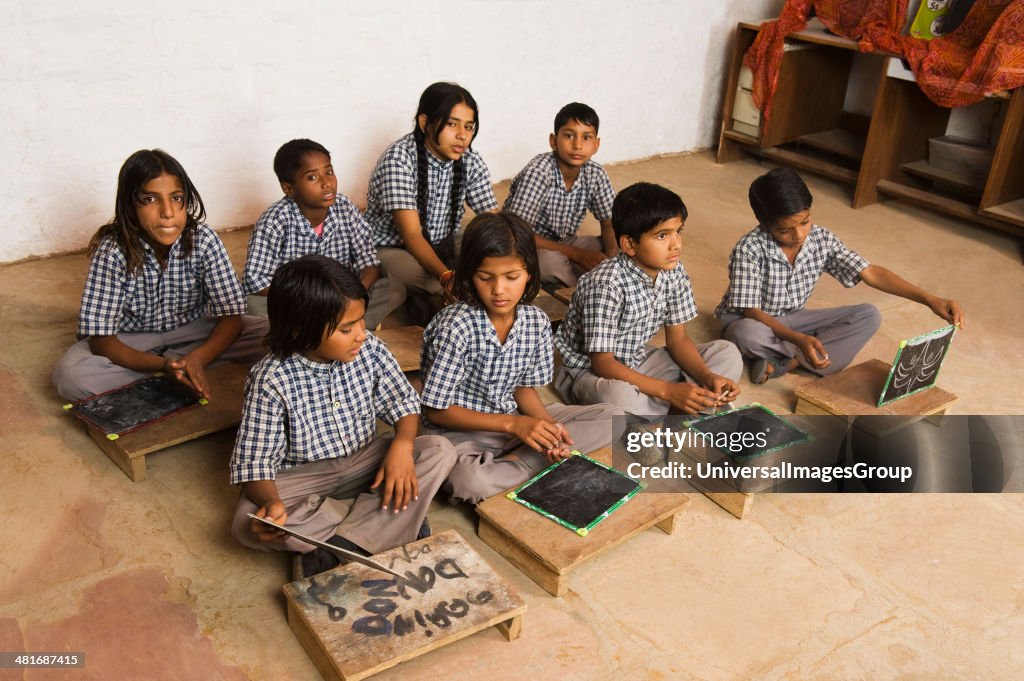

{"left": 283, "top": 530, "right": 525, "bottom": 681}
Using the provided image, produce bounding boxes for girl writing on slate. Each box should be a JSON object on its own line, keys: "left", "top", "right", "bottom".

{"left": 419, "top": 211, "right": 622, "bottom": 505}
{"left": 364, "top": 82, "right": 498, "bottom": 317}
{"left": 53, "top": 149, "right": 268, "bottom": 400}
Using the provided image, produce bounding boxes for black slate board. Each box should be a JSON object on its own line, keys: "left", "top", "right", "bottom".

{"left": 67, "top": 374, "right": 201, "bottom": 436}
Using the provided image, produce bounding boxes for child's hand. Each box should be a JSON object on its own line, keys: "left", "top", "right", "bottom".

{"left": 439, "top": 270, "right": 457, "bottom": 305}
{"left": 544, "top": 441, "right": 572, "bottom": 464}
{"left": 929, "top": 297, "right": 965, "bottom": 329}
{"left": 371, "top": 440, "right": 418, "bottom": 513}
{"left": 702, "top": 373, "right": 739, "bottom": 405}
{"left": 664, "top": 383, "right": 720, "bottom": 414}
{"left": 796, "top": 334, "right": 830, "bottom": 370}
{"left": 512, "top": 416, "right": 568, "bottom": 452}
{"left": 166, "top": 356, "right": 211, "bottom": 399}
{"left": 251, "top": 500, "right": 288, "bottom": 542}
{"left": 570, "top": 248, "right": 607, "bottom": 272}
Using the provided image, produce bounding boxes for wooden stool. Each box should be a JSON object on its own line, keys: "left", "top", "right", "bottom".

{"left": 552, "top": 286, "right": 576, "bottom": 305}
{"left": 475, "top": 447, "right": 690, "bottom": 597}
{"left": 532, "top": 290, "right": 567, "bottom": 326}
{"left": 794, "top": 359, "right": 958, "bottom": 421}
{"left": 374, "top": 326, "right": 424, "bottom": 373}
{"left": 86, "top": 362, "right": 249, "bottom": 482}
{"left": 284, "top": 530, "right": 526, "bottom": 681}
{"left": 668, "top": 410, "right": 848, "bottom": 519}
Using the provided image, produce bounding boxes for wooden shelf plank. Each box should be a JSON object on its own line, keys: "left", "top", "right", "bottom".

{"left": 900, "top": 160, "right": 985, "bottom": 195}
{"left": 876, "top": 180, "right": 1024, "bottom": 237}
{"left": 723, "top": 129, "right": 759, "bottom": 145}
{"left": 749, "top": 146, "right": 859, "bottom": 183}
{"left": 799, "top": 128, "right": 866, "bottom": 161}
{"left": 980, "top": 199, "right": 1024, "bottom": 228}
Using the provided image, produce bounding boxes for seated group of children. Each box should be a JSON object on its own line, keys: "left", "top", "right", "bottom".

{"left": 51, "top": 81, "right": 964, "bottom": 577}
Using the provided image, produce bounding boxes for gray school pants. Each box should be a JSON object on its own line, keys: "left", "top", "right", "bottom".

{"left": 539, "top": 235, "right": 603, "bottom": 288}
{"left": 247, "top": 276, "right": 406, "bottom": 330}
{"left": 377, "top": 247, "right": 445, "bottom": 297}
{"left": 231, "top": 434, "right": 457, "bottom": 555}
{"left": 52, "top": 315, "right": 269, "bottom": 401}
{"left": 554, "top": 341, "right": 744, "bottom": 419}
{"left": 719, "top": 304, "right": 881, "bottom": 376}
{"left": 428, "top": 402, "right": 625, "bottom": 505}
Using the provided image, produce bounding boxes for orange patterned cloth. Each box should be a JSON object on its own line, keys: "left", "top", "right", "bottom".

{"left": 744, "top": 0, "right": 1024, "bottom": 120}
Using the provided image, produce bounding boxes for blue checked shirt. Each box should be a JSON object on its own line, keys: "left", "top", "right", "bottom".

{"left": 503, "top": 152, "right": 615, "bottom": 242}
{"left": 555, "top": 253, "right": 698, "bottom": 369}
{"left": 243, "top": 195, "right": 379, "bottom": 295}
{"left": 714, "top": 225, "right": 870, "bottom": 318}
{"left": 229, "top": 334, "right": 421, "bottom": 484}
{"left": 420, "top": 302, "right": 553, "bottom": 422}
{"left": 78, "top": 224, "right": 247, "bottom": 337}
{"left": 366, "top": 133, "right": 498, "bottom": 247}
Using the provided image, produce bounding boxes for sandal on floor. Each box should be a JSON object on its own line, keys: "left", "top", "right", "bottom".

{"left": 751, "top": 357, "right": 789, "bottom": 385}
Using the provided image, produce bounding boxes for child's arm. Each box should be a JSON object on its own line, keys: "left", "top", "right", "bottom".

{"left": 167, "top": 315, "right": 243, "bottom": 399}
{"left": 664, "top": 324, "right": 739, "bottom": 405}
{"left": 393, "top": 209, "right": 450, "bottom": 279}
{"left": 859, "top": 265, "right": 965, "bottom": 328}
{"left": 742, "top": 307, "right": 831, "bottom": 370}
{"left": 513, "top": 386, "right": 573, "bottom": 461}
{"left": 242, "top": 479, "right": 288, "bottom": 542}
{"left": 370, "top": 413, "right": 419, "bottom": 513}
{"left": 599, "top": 219, "right": 618, "bottom": 257}
{"left": 359, "top": 265, "right": 381, "bottom": 291}
{"left": 423, "top": 403, "right": 567, "bottom": 453}
{"left": 589, "top": 346, "right": 725, "bottom": 415}
{"left": 534, "top": 234, "right": 607, "bottom": 272}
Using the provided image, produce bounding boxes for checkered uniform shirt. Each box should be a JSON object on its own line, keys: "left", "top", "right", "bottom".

{"left": 229, "top": 334, "right": 420, "bottom": 484}
{"left": 243, "top": 195, "right": 378, "bottom": 295}
{"left": 503, "top": 152, "right": 615, "bottom": 242}
{"left": 714, "top": 225, "right": 870, "bottom": 318}
{"left": 420, "top": 302, "right": 552, "bottom": 422}
{"left": 555, "top": 253, "right": 698, "bottom": 369}
{"left": 77, "top": 224, "right": 247, "bottom": 337}
{"left": 365, "top": 133, "right": 498, "bottom": 247}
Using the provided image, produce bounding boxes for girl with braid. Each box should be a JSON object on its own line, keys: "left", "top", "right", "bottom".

{"left": 365, "top": 82, "right": 498, "bottom": 321}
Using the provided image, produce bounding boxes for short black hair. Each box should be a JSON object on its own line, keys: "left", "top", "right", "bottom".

{"left": 554, "top": 102, "right": 600, "bottom": 134}
{"left": 266, "top": 255, "right": 368, "bottom": 357}
{"left": 454, "top": 212, "right": 541, "bottom": 307}
{"left": 273, "top": 139, "right": 331, "bottom": 185}
{"left": 612, "top": 182, "right": 688, "bottom": 243}
{"left": 749, "top": 167, "right": 813, "bottom": 230}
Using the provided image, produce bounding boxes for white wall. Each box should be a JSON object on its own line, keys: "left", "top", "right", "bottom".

{"left": 1, "top": 0, "right": 782, "bottom": 263}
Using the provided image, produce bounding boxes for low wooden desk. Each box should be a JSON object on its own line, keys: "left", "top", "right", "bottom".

{"left": 475, "top": 447, "right": 690, "bottom": 597}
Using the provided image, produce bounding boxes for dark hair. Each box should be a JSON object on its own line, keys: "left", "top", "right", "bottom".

{"left": 749, "top": 167, "right": 813, "bottom": 230}
{"left": 88, "top": 149, "right": 204, "bottom": 274}
{"left": 265, "top": 255, "right": 368, "bottom": 357}
{"left": 274, "top": 139, "right": 331, "bottom": 185}
{"left": 413, "top": 82, "right": 479, "bottom": 247}
{"left": 554, "top": 102, "right": 600, "bottom": 134}
{"left": 612, "top": 182, "right": 688, "bottom": 243}
{"left": 453, "top": 212, "right": 541, "bottom": 307}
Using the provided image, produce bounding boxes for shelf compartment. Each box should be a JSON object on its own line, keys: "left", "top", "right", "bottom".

{"left": 900, "top": 160, "right": 985, "bottom": 198}
{"left": 748, "top": 145, "right": 859, "bottom": 184}
{"left": 980, "top": 199, "right": 1024, "bottom": 229}
{"left": 877, "top": 179, "right": 1023, "bottom": 237}
{"left": 799, "top": 128, "right": 866, "bottom": 161}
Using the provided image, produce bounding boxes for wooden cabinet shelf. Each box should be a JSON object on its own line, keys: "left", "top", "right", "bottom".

{"left": 717, "top": 19, "right": 1024, "bottom": 239}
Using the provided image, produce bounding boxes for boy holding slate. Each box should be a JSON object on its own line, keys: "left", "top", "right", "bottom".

{"left": 230, "top": 256, "right": 456, "bottom": 577}
{"left": 714, "top": 168, "right": 965, "bottom": 383}
{"left": 554, "top": 182, "right": 743, "bottom": 417}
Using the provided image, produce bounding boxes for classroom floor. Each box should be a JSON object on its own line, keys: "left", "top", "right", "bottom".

{"left": 2, "top": 152, "right": 1022, "bottom": 681}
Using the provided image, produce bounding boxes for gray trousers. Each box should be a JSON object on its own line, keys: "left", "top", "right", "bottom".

{"left": 52, "top": 315, "right": 269, "bottom": 401}
{"left": 554, "top": 340, "right": 744, "bottom": 419}
{"left": 720, "top": 304, "right": 881, "bottom": 376}
{"left": 231, "top": 434, "right": 457, "bottom": 555}
{"left": 428, "top": 402, "right": 625, "bottom": 505}
{"left": 247, "top": 276, "right": 406, "bottom": 330}
{"left": 539, "top": 235, "right": 603, "bottom": 288}
{"left": 377, "top": 247, "right": 443, "bottom": 296}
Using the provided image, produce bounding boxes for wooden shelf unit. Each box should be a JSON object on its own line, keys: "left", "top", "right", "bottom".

{"left": 717, "top": 19, "right": 1024, "bottom": 238}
